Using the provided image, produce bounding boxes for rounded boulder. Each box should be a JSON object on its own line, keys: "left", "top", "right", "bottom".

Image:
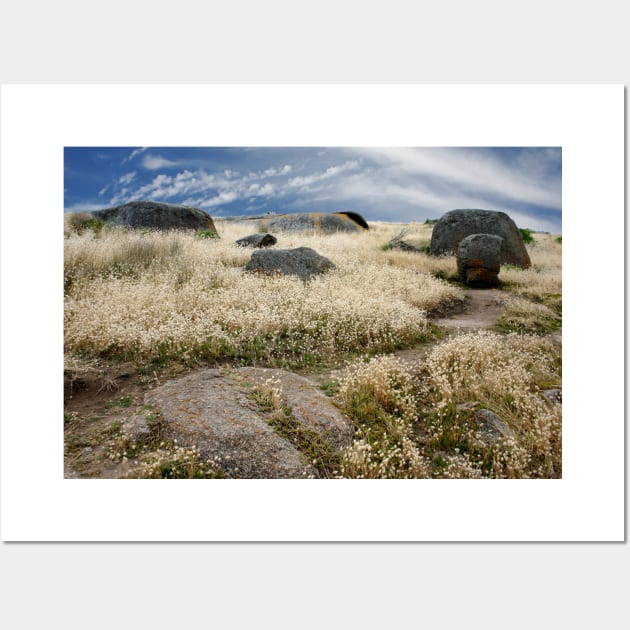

{"left": 260, "top": 212, "right": 368, "bottom": 234}
{"left": 91, "top": 200, "right": 217, "bottom": 232}
{"left": 430, "top": 209, "right": 531, "bottom": 268}
{"left": 244, "top": 247, "right": 335, "bottom": 280}
{"left": 457, "top": 233, "right": 504, "bottom": 286}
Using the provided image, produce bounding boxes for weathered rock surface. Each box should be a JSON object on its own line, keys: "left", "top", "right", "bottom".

{"left": 92, "top": 200, "right": 217, "bottom": 232}
{"left": 260, "top": 212, "right": 368, "bottom": 234}
{"left": 457, "top": 233, "right": 504, "bottom": 286}
{"left": 144, "top": 369, "right": 315, "bottom": 478}
{"left": 244, "top": 247, "right": 335, "bottom": 280}
{"left": 235, "top": 233, "right": 277, "bottom": 248}
{"left": 121, "top": 412, "right": 153, "bottom": 446}
{"left": 235, "top": 368, "right": 353, "bottom": 450}
{"left": 430, "top": 209, "right": 531, "bottom": 268}
{"left": 142, "top": 367, "right": 353, "bottom": 478}
{"left": 472, "top": 409, "right": 515, "bottom": 445}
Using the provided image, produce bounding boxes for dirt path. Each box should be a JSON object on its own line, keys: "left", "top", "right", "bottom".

{"left": 433, "top": 288, "right": 505, "bottom": 331}
{"left": 304, "top": 288, "right": 508, "bottom": 386}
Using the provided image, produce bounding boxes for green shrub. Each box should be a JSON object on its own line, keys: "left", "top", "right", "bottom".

{"left": 66, "top": 212, "right": 106, "bottom": 236}
{"left": 195, "top": 229, "right": 219, "bottom": 239}
{"left": 519, "top": 228, "right": 535, "bottom": 244}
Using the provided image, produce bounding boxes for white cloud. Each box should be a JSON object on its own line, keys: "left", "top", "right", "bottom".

{"left": 98, "top": 184, "right": 110, "bottom": 196}
{"left": 258, "top": 183, "right": 274, "bottom": 196}
{"left": 141, "top": 154, "right": 178, "bottom": 170}
{"left": 354, "top": 148, "right": 561, "bottom": 209}
{"left": 250, "top": 164, "right": 293, "bottom": 179}
{"left": 118, "top": 171, "right": 136, "bottom": 186}
{"left": 122, "top": 147, "right": 148, "bottom": 164}
{"left": 184, "top": 191, "right": 238, "bottom": 208}
{"left": 287, "top": 160, "right": 360, "bottom": 190}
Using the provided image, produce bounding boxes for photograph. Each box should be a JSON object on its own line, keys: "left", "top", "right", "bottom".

{"left": 63, "top": 146, "right": 562, "bottom": 480}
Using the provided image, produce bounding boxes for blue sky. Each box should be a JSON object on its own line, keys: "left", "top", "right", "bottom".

{"left": 64, "top": 147, "right": 562, "bottom": 232}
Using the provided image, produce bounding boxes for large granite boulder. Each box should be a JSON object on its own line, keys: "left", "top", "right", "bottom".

{"left": 143, "top": 369, "right": 315, "bottom": 478}
{"left": 140, "top": 367, "right": 353, "bottom": 478}
{"left": 91, "top": 200, "right": 217, "bottom": 232}
{"left": 430, "top": 209, "right": 531, "bottom": 268}
{"left": 260, "top": 211, "right": 368, "bottom": 234}
{"left": 456, "top": 233, "right": 504, "bottom": 286}
{"left": 244, "top": 247, "right": 335, "bottom": 280}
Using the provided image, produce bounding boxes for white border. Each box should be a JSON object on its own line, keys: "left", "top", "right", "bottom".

{"left": 1, "top": 85, "right": 624, "bottom": 541}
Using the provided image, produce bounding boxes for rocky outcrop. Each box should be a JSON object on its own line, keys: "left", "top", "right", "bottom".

{"left": 235, "top": 233, "right": 277, "bottom": 248}
{"left": 144, "top": 369, "right": 313, "bottom": 478}
{"left": 430, "top": 209, "right": 531, "bottom": 268}
{"left": 92, "top": 200, "right": 217, "bottom": 232}
{"left": 244, "top": 247, "right": 335, "bottom": 280}
{"left": 260, "top": 212, "right": 368, "bottom": 234}
{"left": 456, "top": 233, "right": 504, "bottom": 286}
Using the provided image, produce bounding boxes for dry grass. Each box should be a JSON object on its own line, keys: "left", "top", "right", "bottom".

{"left": 335, "top": 331, "right": 561, "bottom": 478}
{"left": 64, "top": 217, "right": 561, "bottom": 479}
{"left": 64, "top": 219, "right": 464, "bottom": 366}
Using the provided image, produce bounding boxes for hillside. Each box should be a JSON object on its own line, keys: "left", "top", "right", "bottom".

{"left": 64, "top": 218, "right": 562, "bottom": 479}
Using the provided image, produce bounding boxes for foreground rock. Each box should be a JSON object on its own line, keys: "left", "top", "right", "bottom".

{"left": 245, "top": 247, "right": 335, "bottom": 280}
{"left": 92, "top": 200, "right": 218, "bottom": 232}
{"left": 430, "top": 209, "right": 531, "bottom": 268}
{"left": 456, "top": 233, "right": 504, "bottom": 286}
{"left": 261, "top": 211, "right": 368, "bottom": 234}
{"left": 235, "top": 368, "right": 353, "bottom": 450}
{"left": 143, "top": 368, "right": 353, "bottom": 478}
{"left": 235, "top": 233, "right": 277, "bottom": 248}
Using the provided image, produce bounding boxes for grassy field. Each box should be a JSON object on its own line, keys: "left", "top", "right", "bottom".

{"left": 64, "top": 216, "right": 562, "bottom": 479}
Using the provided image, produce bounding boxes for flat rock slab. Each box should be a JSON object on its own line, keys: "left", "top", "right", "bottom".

{"left": 144, "top": 369, "right": 314, "bottom": 478}
{"left": 143, "top": 367, "right": 353, "bottom": 478}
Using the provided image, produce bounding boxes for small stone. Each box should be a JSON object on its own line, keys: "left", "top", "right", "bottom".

{"left": 542, "top": 389, "right": 562, "bottom": 404}
{"left": 473, "top": 409, "right": 514, "bottom": 445}
{"left": 235, "top": 233, "right": 277, "bottom": 248}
